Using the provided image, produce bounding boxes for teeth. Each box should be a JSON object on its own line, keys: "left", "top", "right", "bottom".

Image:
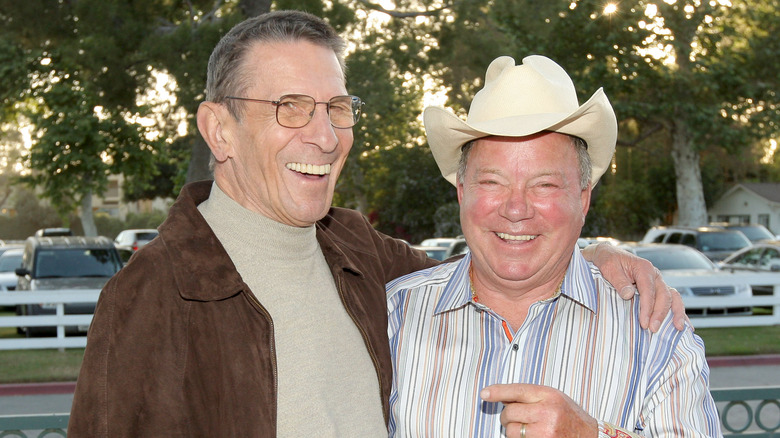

{"left": 286, "top": 163, "right": 331, "bottom": 175}
{"left": 497, "top": 232, "right": 535, "bottom": 241}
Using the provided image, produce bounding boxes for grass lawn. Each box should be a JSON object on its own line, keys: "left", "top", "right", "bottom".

{"left": 697, "top": 324, "right": 780, "bottom": 356}
{"left": 0, "top": 317, "right": 85, "bottom": 384}
{"left": 0, "top": 311, "right": 778, "bottom": 384}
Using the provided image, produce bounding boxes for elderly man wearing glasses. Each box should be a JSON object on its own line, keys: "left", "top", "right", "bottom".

{"left": 69, "top": 11, "right": 686, "bottom": 438}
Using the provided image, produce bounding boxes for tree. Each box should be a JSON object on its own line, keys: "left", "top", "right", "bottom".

{"left": 425, "top": 0, "right": 779, "bottom": 229}
{"left": 0, "top": 0, "right": 174, "bottom": 235}
{"left": 335, "top": 4, "right": 457, "bottom": 240}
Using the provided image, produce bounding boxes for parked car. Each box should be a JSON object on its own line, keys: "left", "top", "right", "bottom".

{"left": 719, "top": 240, "right": 780, "bottom": 297}
{"left": 419, "top": 237, "right": 459, "bottom": 250}
{"left": 0, "top": 244, "right": 23, "bottom": 257}
{"left": 640, "top": 226, "right": 752, "bottom": 262}
{"left": 114, "top": 228, "right": 159, "bottom": 252}
{"left": 15, "top": 236, "right": 123, "bottom": 336}
{"left": 444, "top": 238, "right": 470, "bottom": 259}
{"left": 0, "top": 248, "right": 23, "bottom": 292}
{"left": 710, "top": 223, "right": 776, "bottom": 243}
{"left": 720, "top": 241, "right": 780, "bottom": 273}
{"left": 412, "top": 245, "right": 449, "bottom": 261}
{"left": 115, "top": 244, "right": 135, "bottom": 265}
{"left": 620, "top": 243, "right": 752, "bottom": 316}
{"left": 579, "top": 236, "right": 621, "bottom": 246}
{"left": 34, "top": 227, "right": 73, "bottom": 237}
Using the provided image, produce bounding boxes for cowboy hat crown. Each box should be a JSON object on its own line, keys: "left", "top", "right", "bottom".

{"left": 424, "top": 55, "right": 617, "bottom": 186}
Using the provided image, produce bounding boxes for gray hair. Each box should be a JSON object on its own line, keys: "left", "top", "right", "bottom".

{"left": 205, "top": 10, "right": 347, "bottom": 120}
{"left": 456, "top": 134, "right": 592, "bottom": 190}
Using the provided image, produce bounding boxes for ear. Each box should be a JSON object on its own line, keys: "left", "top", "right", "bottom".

{"left": 457, "top": 181, "right": 464, "bottom": 205}
{"left": 197, "top": 101, "right": 234, "bottom": 162}
{"left": 580, "top": 186, "right": 592, "bottom": 220}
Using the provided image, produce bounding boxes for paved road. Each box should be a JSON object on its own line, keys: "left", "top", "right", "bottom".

{"left": 1, "top": 356, "right": 779, "bottom": 417}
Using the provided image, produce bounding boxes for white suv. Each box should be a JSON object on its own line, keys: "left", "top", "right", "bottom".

{"left": 640, "top": 226, "right": 751, "bottom": 262}
{"left": 114, "top": 229, "right": 159, "bottom": 252}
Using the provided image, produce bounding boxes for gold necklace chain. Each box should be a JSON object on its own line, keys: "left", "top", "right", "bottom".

{"left": 468, "top": 263, "right": 564, "bottom": 304}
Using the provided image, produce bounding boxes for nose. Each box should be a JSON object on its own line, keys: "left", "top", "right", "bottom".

{"left": 499, "top": 186, "right": 532, "bottom": 222}
{"left": 302, "top": 102, "right": 339, "bottom": 153}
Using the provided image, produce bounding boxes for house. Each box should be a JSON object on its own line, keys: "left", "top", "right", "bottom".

{"left": 708, "top": 183, "right": 780, "bottom": 235}
{"left": 91, "top": 174, "right": 173, "bottom": 221}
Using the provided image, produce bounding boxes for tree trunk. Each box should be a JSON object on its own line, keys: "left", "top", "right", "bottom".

{"left": 670, "top": 120, "right": 708, "bottom": 226}
{"left": 185, "top": 135, "right": 213, "bottom": 184}
{"left": 80, "top": 190, "right": 98, "bottom": 237}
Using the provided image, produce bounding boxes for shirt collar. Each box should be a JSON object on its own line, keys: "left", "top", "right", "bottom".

{"left": 433, "top": 248, "right": 599, "bottom": 315}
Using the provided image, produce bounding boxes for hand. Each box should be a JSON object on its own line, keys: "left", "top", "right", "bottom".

{"left": 480, "top": 383, "right": 599, "bottom": 438}
{"left": 581, "top": 243, "right": 688, "bottom": 332}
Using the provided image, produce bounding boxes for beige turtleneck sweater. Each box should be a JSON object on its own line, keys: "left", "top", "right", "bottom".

{"left": 198, "top": 182, "right": 386, "bottom": 437}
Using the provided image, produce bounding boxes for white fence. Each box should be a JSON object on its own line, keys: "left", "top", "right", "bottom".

{"left": 0, "top": 276, "right": 778, "bottom": 350}
{"left": 0, "top": 290, "right": 99, "bottom": 350}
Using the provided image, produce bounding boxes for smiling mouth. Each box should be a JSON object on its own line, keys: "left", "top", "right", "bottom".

{"left": 496, "top": 232, "right": 537, "bottom": 242}
{"left": 286, "top": 163, "right": 331, "bottom": 176}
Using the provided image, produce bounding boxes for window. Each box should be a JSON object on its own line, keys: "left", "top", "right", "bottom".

{"left": 35, "top": 249, "right": 122, "bottom": 278}
{"left": 680, "top": 234, "right": 696, "bottom": 247}
{"left": 666, "top": 233, "right": 682, "bottom": 244}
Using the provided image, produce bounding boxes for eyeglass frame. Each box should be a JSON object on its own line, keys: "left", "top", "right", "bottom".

{"left": 224, "top": 94, "right": 365, "bottom": 129}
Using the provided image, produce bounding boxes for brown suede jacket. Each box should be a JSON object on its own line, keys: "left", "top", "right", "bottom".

{"left": 67, "top": 181, "right": 436, "bottom": 437}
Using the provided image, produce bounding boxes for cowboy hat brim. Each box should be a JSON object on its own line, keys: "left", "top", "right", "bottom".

{"left": 424, "top": 87, "right": 617, "bottom": 186}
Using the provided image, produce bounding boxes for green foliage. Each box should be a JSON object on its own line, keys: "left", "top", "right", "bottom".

{"left": 334, "top": 13, "right": 456, "bottom": 240}
{"left": 20, "top": 76, "right": 160, "bottom": 216}
{"left": 0, "top": 0, "right": 175, "bottom": 223}
{"left": 429, "top": 0, "right": 779, "bottom": 232}
{"left": 0, "top": 188, "right": 60, "bottom": 240}
{"left": 0, "top": 188, "right": 166, "bottom": 241}
{"left": 0, "top": 38, "right": 28, "bottom": 119}
{"left": 93, "top": 210, "right": 166, "bottom": 240}
{"left": 2, "top": 0, "right": 777, "bottom": 241}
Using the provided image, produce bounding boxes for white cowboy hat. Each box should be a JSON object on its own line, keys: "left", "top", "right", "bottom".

{"left": 424, "top": 55, "right": 617, "bottom": 187}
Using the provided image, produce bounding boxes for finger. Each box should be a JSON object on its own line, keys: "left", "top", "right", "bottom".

{"left": 648, "top": 284, "right": 673, "bottom": 333}
{"left": 632, "top": 262, "right": 661, "bottom": 330}
{"left": 669, "top": 287, "right": 690, "bottom": 331}
{"left": 504, "top": 422, "right": 528, "bottom": 438}
{"left": 481, "top": 383, "right": 540, "bottom": 403}
{"left": 583, "top": 244, "right": 635, "bottom": 296}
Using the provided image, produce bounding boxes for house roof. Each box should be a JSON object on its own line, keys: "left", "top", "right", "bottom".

{"left": 740, "top": 183, "right": 780, "bottom": 203}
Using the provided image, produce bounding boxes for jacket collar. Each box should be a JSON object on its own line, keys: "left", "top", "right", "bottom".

{"left": 158, "top": 181, "right": 362, "bottom": 302}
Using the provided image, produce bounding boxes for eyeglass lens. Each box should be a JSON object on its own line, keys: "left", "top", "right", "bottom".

{"left": 276, "top": 94, "right": 362, "bottom": 128}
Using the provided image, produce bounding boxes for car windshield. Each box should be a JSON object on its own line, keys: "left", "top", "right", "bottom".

{"left": 135, "top": 232, "right": 158, "bottom": 241}
{"left": 698, "top": 232, "right": 750, "bottom": 251}
{"left": 635, "top": 247, "right": 714, "bottom": 271}
{"left": 34, "top": 249, "right": 122, "bottom": 278}
{"left": 724, "top": 248, "right": 762, "bottom": 267}
{"left": 730, "top": 226, "right": 774, "bottom": 242}
{"left": 0, "top": 253, "right": 22, "bottom": 272}
{"left": 423, "top": 248, "right": 447, "bottom": 261}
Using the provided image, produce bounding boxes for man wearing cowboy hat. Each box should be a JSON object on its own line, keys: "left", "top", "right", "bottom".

{"left": 387, "top": 55, "right": 720, "bottom": 437}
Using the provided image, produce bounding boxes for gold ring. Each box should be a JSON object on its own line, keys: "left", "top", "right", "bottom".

{"left": 520, "top": 423, "right": 526, "bottom": 438}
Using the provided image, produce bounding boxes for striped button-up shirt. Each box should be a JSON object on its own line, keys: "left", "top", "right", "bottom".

{"left": 387, "top": 250, "right": 721, "bottom": 437}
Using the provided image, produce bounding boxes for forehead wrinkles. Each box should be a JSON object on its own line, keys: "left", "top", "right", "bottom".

{"left": 244, "top": 42, "right": 346, "bottom": 95}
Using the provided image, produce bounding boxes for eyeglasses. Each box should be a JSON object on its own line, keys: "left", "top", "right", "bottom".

{"left": 225, "top": 94, "right": 364, "bottom": 129}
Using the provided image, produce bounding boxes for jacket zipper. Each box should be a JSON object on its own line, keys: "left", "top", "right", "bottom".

{"left": 335, "top": 274, "right": 388, "bottom": 424}
{"left": 244, "top": 290, "right": 278, "bottom": 412}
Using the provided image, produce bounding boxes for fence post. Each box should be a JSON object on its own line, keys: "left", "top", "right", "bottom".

{"left": 56, "top": 303, "right": 65, "bottom": 353}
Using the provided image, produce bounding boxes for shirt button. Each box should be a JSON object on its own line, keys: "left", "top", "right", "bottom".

{"left": 512, "top": 344, "right": 519, "bottom": 351}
